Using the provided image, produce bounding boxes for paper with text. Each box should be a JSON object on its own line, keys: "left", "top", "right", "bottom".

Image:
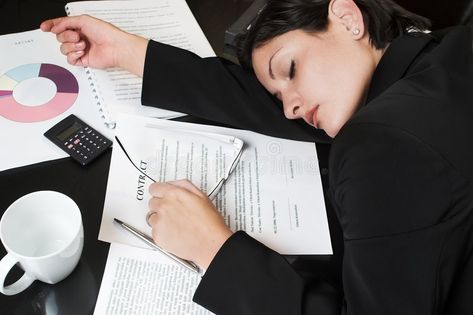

{"left": 93, "top": 243, "right": 212, "bottom": 315}
{"left": 66, "top": 0, "right": 215, "bottom": 120}
{"left": 0, "top": 29, "right": 113, "bottom": 171}
{"left": 100, "top": 113, "right": 332, "bottom": 255}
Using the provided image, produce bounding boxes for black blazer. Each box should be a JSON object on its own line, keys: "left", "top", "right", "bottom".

{"left": 141, "top": 26, "right": 473, "bottom": 314}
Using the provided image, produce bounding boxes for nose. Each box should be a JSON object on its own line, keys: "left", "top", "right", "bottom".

{"left": 282, "top": 91, "right": 303, "bottom": 119}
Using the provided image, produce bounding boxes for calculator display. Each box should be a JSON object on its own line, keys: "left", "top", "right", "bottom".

{"left": 56, "top": 121, "right": 83, "bottom": 141}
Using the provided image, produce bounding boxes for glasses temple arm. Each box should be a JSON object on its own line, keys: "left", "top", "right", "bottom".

{"left": 114, "top": 136, "right": 157, "bottom": 183}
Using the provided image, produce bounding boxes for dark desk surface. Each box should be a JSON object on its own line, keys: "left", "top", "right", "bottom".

{"left": 0, "top": 1, "right": 339, "bottom": 314}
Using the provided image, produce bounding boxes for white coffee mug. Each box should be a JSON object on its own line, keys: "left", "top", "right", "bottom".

{"left": 0, "top": 191, "right": 83, "bottom": 295}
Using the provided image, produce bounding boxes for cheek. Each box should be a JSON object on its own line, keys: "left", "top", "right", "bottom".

{"left": 299, "top": 56, "right": 336, "bottom": 101}
{"left": 297, "top": 68, "right": 323, "bottom": 101}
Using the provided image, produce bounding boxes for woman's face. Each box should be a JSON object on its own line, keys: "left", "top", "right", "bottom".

{"left": 252, "top": 26, "right": 383, "bottom": 138}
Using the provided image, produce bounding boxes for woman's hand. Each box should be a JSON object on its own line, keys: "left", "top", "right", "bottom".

{"left": 148, "top": 180, "right": 233, "bottom": 270}
{"left": 40, "top": 15, "right": 148, "bottom": 77}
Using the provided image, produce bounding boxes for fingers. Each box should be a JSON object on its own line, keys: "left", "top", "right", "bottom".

{"left": 58, "top": 41, "right": 85, "bottom": 66}
{"left": 40, "top": 18, "right": 65, "bottom": 32}
{"left": 146, "top": 211, "right": 158, "bottom": 227}
{"left": 40, "top": 16, "right": 78, "bottom": 34}
{"left": 42, "top": 16, "right": 86, "bottom": 34}
{"left": 149, "top": 182, "right": 168, "bottom": 198}
{"left": 58, "top": 32, "right": 86, "bottom": 66}
{"left": 147, "top": 180, "right": 206, "bottom": 218}
{"left": 56, "top": 30, "right": 81, "bottom": 44}
{"left": 148, "top": 180, "right": 205, "bottom": 199}
{"left": 66, "top": 50, "right": 85, "bottom": 67}
{"left": 170, "top": 179, "right": 206, "bottom": 196}
{"left": 148, "top": 182, "right": 183, "bottom": 198}
{"left": 59, "top": 40, "right": 84, "bottom": 54}
{"left": 41, "top": 17, "right": 87, "bottom": 67}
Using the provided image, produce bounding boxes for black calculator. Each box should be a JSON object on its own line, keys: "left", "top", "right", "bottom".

{"left": 44, "top": 114, "right": 112, "bottom": 166}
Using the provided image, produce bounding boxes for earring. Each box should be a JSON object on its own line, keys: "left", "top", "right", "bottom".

{"left": 352, "top": 27, "right": 360, "bottom": 35}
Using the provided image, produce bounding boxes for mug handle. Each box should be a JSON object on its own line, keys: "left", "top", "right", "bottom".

{"left": 0, "top": 253, "right": 35, "bottom": 295}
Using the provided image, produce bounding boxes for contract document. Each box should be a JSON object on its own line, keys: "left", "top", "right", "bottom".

{"left": 100, "top": 113, "right": 332, "bottom": 255}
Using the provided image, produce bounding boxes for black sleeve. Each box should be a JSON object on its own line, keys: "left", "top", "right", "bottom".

{"left": 329, "top": 123, "right": 466, "bottom": 314}
{"left": 193, "top": 231, "right": 342, "bottom": 315}
{"left": 141, "top": 40, "right": 331, "bottom": 143}
{"left": 191, "top": 121, "right": 468, "bottom": 315}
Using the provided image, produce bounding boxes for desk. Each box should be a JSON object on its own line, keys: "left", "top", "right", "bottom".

{"left": 0, "top": 1, "right": 341, "bottom": 314}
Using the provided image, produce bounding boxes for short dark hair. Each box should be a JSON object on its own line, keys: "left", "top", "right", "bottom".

{"left": 236, "top": 0, "right": 431, "bottom": 70}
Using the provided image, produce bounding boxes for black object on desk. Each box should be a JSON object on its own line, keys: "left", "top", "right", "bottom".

{"left": 44, "top": 114, "right": 112, "bottom": 166}
{"left": 223, "top": 0, "right": 267, "bottom": 62}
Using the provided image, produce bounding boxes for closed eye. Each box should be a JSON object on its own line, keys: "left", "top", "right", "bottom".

{"left": 288, "top": 60, "right": 296, "bottom": 79}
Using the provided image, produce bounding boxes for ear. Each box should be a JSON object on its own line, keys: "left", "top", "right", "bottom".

{"left": 328, "top": 0, "right": 365, "bottom": 40}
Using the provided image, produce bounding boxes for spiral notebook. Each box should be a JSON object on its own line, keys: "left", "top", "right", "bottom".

{"left": 64, "top": 0, "right": 216, "bottom": 128}
{"left": 0, "top": 0, "right": 215, "bottom": 171}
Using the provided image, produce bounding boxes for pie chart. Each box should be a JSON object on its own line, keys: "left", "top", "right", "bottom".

{"left": 0, "top": 63, "right": 79, "bottom": 123}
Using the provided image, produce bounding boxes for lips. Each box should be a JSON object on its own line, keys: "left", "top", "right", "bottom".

{"left": 305, "top": 105, "right": 320, "bottom": 129}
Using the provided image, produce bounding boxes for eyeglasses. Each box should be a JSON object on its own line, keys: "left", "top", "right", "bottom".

{"left": 114, "top": 136, "right": 243, "bottom": 200}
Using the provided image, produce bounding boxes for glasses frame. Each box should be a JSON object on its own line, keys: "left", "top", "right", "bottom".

{"left": 114, "top": 136, "right": 243, "bottom": 200}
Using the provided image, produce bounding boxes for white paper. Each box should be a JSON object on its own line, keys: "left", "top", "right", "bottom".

{"left": 100, "top": 113, "right": 332, "bottom": 255}
{"left": 66, "top": 0, "right": 216, "bottom": 121}
{"left": 0, "top": 29, "right": 114, "bottom": 171}
{"left": 93, "top": 243, "right": 212, "bottom": 315}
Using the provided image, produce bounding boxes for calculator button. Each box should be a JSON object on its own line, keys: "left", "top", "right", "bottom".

{"left": 68, "top": 144, "right": 73, "bottom": 149}
{"left": 74, "top": 139, "right": 80, "bottom": 144}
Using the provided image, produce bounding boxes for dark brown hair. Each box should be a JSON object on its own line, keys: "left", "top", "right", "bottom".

{"left": 237, "top": 0, "right": 431, "bottom": 69}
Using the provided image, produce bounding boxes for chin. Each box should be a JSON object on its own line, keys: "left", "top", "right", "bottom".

{"left": 325, "top": 116, "right": 353, "bottom": 138}
{"left": 322, "top": 125, "right": 339, "bottom": 138}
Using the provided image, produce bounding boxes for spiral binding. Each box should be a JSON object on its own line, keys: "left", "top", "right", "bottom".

{"left": 66, "top": 5, "right": 116, "bottom": 129}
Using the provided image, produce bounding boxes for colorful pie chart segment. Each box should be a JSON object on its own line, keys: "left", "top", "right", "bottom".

{"left": 0, "top": 63, "right": 79, "bottom": 123}
{"left": 7, "top": 63, "right": 41, "bottom": 82}
{"left": 0, "top": 90, "right": 12, "bottom": 98}
{"left": 0, "top": 73, "right": 17, "bottom": 90}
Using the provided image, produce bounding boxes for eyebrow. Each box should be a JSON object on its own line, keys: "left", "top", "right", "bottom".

{"left": 268, "top": 48, "right": 282, "bottom": 80}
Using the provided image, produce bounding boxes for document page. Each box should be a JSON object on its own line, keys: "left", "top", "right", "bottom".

{"left": 0, "top": 29, "right": 113, "bottom": 171}
{"left": 93, "top": 243, "right": 212, "bottom": 315}
{"left": 100, "top": 113, "right": 332, "bottom": 255}
{"left": 66, "top": 0, "right": 215, "bottom": 119}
